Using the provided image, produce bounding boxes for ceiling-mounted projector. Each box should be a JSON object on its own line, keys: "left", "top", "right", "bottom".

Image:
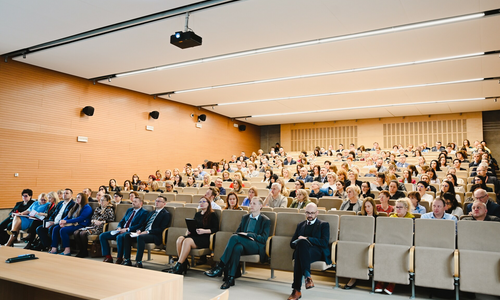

{"left": 170, "top": 31, "right": 202, "bottom": 49}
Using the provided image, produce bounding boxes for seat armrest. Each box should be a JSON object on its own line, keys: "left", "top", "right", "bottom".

{"left": 209, "top": 233, "right": 216, "bottom": 251}
{"left": 330, "top": 241, "right": 338, "bottom": 265}
{"left": 103, "top": 223, "right": 109, "bottom": 232}
{"left": 265, "top": 237, "right": 272, "bottom": 257}
{"left": 162, "top": 228, "right": 169, "bottom": 245}
{"left": 368, "top": 243, "right": 375, "bottom": 269}
{"left": 409, "top": 246, "right": 415, "bottom": 273}
{"left": 453, "top": 249, "right": 459, "bottom": 278}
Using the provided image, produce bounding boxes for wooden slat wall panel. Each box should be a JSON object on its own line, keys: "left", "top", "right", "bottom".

{"left": 0, "top": 59, "right": 260, "bottom": 208}
{"left": 383, "top": 120, "right": 467, "bottom": 148}
{"left": 290, "top": 126, "right": 358, "bottom": 152}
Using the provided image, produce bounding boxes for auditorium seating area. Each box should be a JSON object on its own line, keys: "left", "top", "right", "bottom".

{"left": 5, "top": 142, "right": 500, "bottom": 299}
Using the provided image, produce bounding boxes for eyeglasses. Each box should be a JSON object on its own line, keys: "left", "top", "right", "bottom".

{"left": 395, "top": 206, "right": 405, "bottom": 209}
{"left": 305, "top": 211, "right": 317, "bottom": 215}
{"left": 476, "top": 194, "right": 488, "bottom": 200}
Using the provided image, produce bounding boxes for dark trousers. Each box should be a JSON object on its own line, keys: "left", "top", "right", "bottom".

{"left": 37, "top": 224, "right": 56, "bottom": 247}
{"left": 292, "top": 239, "right": 323, "bottom": 291}
{"left": 123, "top": 233, "right": 157, "bottom": 262}
{"left": 0, "top": 217, "right": 13, "bottom": 244}
{"left": 220, "top": 235, "right": 260, "bottom": 277}
{"left": 99, "top": 231, "right": 128, "bottom": 258}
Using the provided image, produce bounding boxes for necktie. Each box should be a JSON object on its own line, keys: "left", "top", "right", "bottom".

{"left": 124, "top": 210, "right": 136, "bottom": 228}
{"left": 145, "top": 211, "right": 158, "bottom": 231}
{"left": 307, "top": 221, "right": 311, "bottom": 226}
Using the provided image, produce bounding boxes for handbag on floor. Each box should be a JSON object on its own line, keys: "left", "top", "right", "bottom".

{"left": 89, "top": 241, "right": 102, "bottom": 258}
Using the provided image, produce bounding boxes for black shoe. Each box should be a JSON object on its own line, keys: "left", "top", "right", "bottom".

{"left": 121, "top": 259, "right": 132, "bottom": 266}
{"left": 205, "top": 264, "right": 224, "bottom": 277}
{"left": 171, "top": 262, "right": 184, "bottom": 275}
{"left": 220, "top": 276, "right": 235, "bottom": 289}
{"left": 344, "top": 281, "right": 357, "bottom": 290}
{"left": 135, "top": 261, "right": 143, "bottom": 268}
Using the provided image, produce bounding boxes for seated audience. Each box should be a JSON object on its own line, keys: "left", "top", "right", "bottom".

{"left": 359, "top": 181, "right": 375, "bottom": 200}
{"left": 370, "top": 172, "right": 388, "bottom": 191}
{"left": 24, "top": 191, "right": 59, "bottom": 249}
{"left": 408, "top": 191, "right": 426, "bottom": 214}
{"left": 109, "top": 179, "right": 120, "bottom": 192}
{"left": 264, "top": 183, "right": 287, "bottom": 208}
{"left": 289, "top": 189, "right": 312, "bottom": 209}
{"left": 442, "top": 192, "right": 463, "bottom": 218}
{"left": 73, "top": 194, "right": 115, "bottom": 258}
{"left": 333, "top": 180, "right": 348, "bottom": 200}
{"left": 0, "top": 189, "right": 34, "bottom": 244}
{"left": 242, "top": 187, "right": 258, "bottom": 207}
{"left": 225, "top": 192, "right": 243, "bottom": 210}
{"left": 123, "top": 196, "right": 170, "bottom": 268}
{"left": 289, "top": 180, "right": 305, "bottom": 198}
{"left": 169, "top": 196, "right": 218, "bottom": 275}
{"left": 421, "top": 198, "right": 458, "bottom": 223}
{"left": 308, "top": 181, "right": 325, "bottom": 199}
{"left": 3, "top": 193, "right": 50, "bottom": 247}
{"left": 388, "top": 180, "right": 406, "bottom": 200}
{"left": 49, "top": 192, "right": 92, "bottom": 256}
{"left": 461, "top": 200, "right": 500, "bottom": 221}
{"left": 339, "top": 185, "right": 362, "bottom": 212}
{"left": 465, "top": 189, "right": 500, "bottom": 218}
{"left": 376, "top": 191, "right": 394, "bottom": 215}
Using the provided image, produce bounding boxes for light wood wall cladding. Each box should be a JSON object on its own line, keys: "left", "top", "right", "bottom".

{"left": 383, "top": 119, "right": 467, "bottom": 148}
{"left": 281, "top": 113, "right": 482, "bottom": 153}
{"left": 0, "top": 58, "right": 260, "bottom": 208}
{"left": 290, "top": 126, "right": 357, "bottom": 151}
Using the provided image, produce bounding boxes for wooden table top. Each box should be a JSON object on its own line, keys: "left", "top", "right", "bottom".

{"left": 0, "top": 247, "right": 182, "bottom": 300}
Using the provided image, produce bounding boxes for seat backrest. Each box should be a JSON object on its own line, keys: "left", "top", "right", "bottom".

{"left": 339, "top": 215, "right": 375, "bottom": 243}
{"left": 143, "top": 205, "right": 154, "bottom": 213}
{"left": 165, "top": 206, "right": 175, "bottom": 224}
{"left": 115, "top": 203, "right": 132, "bottom": 221}
{"left": 172, "top": 207, "right": 198, "bottom": 228}
{"left": 274, "top": 213, "right": 307, "bottom": 236}
{"left": 182, "top": 187, "right": 199, "bottom": 195}
{"left": 260, "top": 211, "right": 277, "bottom": 236}
{"left": 375, "top": 217, "right": 413, "bottom": 246}
{"left": 318, "top": 198, "right": 343, "bottom": 210}
{"left": 160, "top": 192, "right": 177, "bottom": 202}
{"left": 326, "top": 210, "right": 356, "bottom": 216}
{"left": 175, "top": 194, "right": 193, "bottom": 203}
{"left": 192, "top": 194, "right": 204, "bottom": 204}
{"left": 457, "top": 220, "right": 500, "bottom": 251}
{"left": 317, "top": 214, "right": 339, "bottom": 244}
{"left": 274, "top": 207, "right": 298, "bottom": 213}
{"left": 144, "top": 193, "right": 158, "bottom": 202}
{"left": 219, "top": 209, "right": 248, "bottom": 232}
{"left": 414, "top": 219, "right": 455, "bottom": 249}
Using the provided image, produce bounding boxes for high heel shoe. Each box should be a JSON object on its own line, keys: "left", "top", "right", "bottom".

{"left": 171, "top": 262, "right": 183, "bottom": 274}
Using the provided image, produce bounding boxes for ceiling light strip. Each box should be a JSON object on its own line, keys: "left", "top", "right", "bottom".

{"left": 115, "top": 11, "right": 488, "bottom": 79}
{"left": 170, "top": 52, "right": 484, "bottom": 94}
{"left": 217, "top": 78, "right": 484, "bottom": 106}
{"left": 249, "top": 97, "right": 487, "bottom": 118}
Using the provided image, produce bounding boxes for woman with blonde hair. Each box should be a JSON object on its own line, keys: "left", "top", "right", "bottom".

{"left": 339, "top": 185, "right": 362, "bottom": 212}
{"left": 24, "top": 191, "right": 60, "bottom": 249}
{"left": 289, "top": 189, "right": 311, "bottom": 209}
{"left": 281, "top": 168, "right": 295, "bottom": 183}
{"left": 200, "top": 174, "right": 214, "bottom": 188}
{"left": 391, "top": 198, "right": 415, "bottom": 219}
{"left": 277, "top": 178, "right": 290, "bottom": 197}
{"left": 151, "top": 181, "right": 164, "bottom": 193}
{"left": 164, "top": 169, "right": 173, "bottom": 181}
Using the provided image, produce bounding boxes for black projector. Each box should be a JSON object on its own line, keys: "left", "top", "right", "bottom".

{"left": 170, "top": 31, "right": 202, "bottom": 49}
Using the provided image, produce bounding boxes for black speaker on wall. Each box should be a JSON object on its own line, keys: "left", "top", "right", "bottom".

{"left": 149, "top": 111, "right": 160, "bottom": 119}
{"left": 238, "top": 125, "right": 246, "bottom": 132}
{"left": 81, "top": 106, "right": 94, "bottom": 116}
{"left": 198, "top": 114, "right": 207, "bottom": 122}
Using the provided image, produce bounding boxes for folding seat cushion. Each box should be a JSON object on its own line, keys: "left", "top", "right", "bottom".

{"left": 336, "top": 215, "right": 375, "bottom": 280}
{"left": 269, "top": 213, "right": 306, "bottom": 272}
{"left": 165, "top": 207, "right": 198, "bottom": 257}
{"left": 458, "top": 221, "right": 500, "bottom": 296}
{"left": 373, "top": 217, "right": 413, "bottom": 285}
{"left": 414, "top": 219, "right": 456, "bottom": 290}
{"left": 212, "top": 210, "right": 248, "bottom": 261}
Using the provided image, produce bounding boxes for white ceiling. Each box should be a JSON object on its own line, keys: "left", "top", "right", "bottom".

{"left": 1, "top": 0, "right": 499, "bottom": 126}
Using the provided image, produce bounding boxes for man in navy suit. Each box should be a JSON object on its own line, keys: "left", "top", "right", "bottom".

{"left": 100, "top": 192, "right": 148, "bottom": 264}
{"left": 288, "top": 203, "right": 330, "bottom": 300}
{"left": 205, "top": 197, "right": 270, "bottom": 289}
{"left": 35, "top": 188, "right": 75, "bottom": 251}
{"left": 121, "top": 196, "right": 171, "bottom": 268}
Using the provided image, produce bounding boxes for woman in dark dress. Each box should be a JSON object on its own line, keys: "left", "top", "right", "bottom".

{"left": 172, "top": 197, "right": 219, "bottom": 275}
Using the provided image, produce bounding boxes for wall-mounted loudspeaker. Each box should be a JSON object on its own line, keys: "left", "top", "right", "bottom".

{"left": 238, "top": 125, "right": 246, "bottom": 132}
{"left": 82, "top": 106, "right": 94, "bottom": 116}
{"left": 198, "top": 114, "right": 207, "bottom": 122}
{"left": 149, "top": 111, "right": 160, "bottom": 119}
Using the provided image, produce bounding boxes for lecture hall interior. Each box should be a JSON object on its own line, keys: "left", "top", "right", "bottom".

{"left": 1, "top": 1, "right": 500, "bottom": 300}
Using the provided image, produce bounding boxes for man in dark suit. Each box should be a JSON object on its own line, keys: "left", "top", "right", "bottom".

{"left": 313, "top": 167, "right": 328, "bottom": 183}
{"left": 100, "top": 192, "right": 148, "bottom": 264}
{"left": 284, "top": 155, "right": 297, "bottom": 165}
{"left": 122, "top": 196, "right": 171, "bottom": 268}
{"left": 287, "top": 203, "right": 330, "bottom": 300}
{"left": 204, "top": 197, "right": 270, "bottom": 289}
{"left": 35, "top": 188, "right": 75, "bottom": 251}
{"left": 0, "top": 189, "right": 35, "bottom": 244}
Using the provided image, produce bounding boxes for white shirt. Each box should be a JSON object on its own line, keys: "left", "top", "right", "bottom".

{"left": 54, "top": 200, "right": 71, "bottom": 224}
